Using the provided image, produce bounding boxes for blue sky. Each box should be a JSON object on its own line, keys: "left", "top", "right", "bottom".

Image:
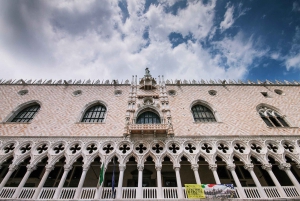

{"left": 0, "top": 0, "right": 299, "bottom": 82}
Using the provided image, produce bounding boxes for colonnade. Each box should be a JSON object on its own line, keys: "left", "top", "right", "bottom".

{"left": 0, "top": 156, "right": 299, "bottom": 199}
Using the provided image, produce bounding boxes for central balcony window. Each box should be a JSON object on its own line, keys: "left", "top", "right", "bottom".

{"left": 136, "top": 111, "right": 161, "bottom": 124}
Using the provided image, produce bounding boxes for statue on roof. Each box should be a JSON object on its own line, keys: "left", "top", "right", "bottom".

{"left": 145, "top": 68, "right": 150, "bottom": 76}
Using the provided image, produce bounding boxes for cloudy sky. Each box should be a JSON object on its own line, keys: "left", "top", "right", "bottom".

{"left": 0, "top": 0, "right": 300, "bottom": 82}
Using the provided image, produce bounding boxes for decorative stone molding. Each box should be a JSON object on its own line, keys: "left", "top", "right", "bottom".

{"left": 279, "top": 163, "right": 291, "bottom": 171}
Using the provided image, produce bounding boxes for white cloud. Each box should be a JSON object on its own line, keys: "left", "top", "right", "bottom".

{"left": 285, "top": 26, "right": 300, "bottom": 70}
{"left": 0, "top": 0, "right": 265, "bottom": 82}
{"left": 285, "top": 54, "right": 300, "bottom": 70}
{"left": 220, "top": 3, "right": 235, "bottom": 32}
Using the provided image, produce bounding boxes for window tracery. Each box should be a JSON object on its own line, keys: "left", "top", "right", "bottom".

{"left": 258, "top": 106, "right": 289, "bottom": 127}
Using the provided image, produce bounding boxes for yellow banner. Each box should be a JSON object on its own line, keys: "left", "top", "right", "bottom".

{"left": 185, "top": 184, "right": 205, "bottom": 199}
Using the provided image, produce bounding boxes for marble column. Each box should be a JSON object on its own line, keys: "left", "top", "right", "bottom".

{"left": 262, "top": 163, "right": 287, "bottom": 197}
{"left": 191, "top": 164, "right": 201, "bottom": 184}
{"left": 12, "top": 164, "right": 37, "bottom": 199}
{"left": 209, "top": 164, "right": 221, "bottom": 184}
{"left": 137, "top": 164, "right": 144, "bottom": 199}
{"left": 279, "top": 163, "right": 300, "bottom": 194}
{"left": 244, "top": 164, "right": 267, "bottom": 198}
{"left": 174, "top": 165, "right": 183, "bottom": 199}
{"left": 116, "top": 164, "right": 126, "bottom": 199}
{"left": 155, "top": 165, "right": 163, "bottom": 199}
{"left": 74, "top": 164, "right": 90, "bottom": 199}
{"left": 227, "top": 164, "right": 246, "bottom": 198}
{"left": 0, "top": 164, "right": 18, "bottom": 191}
{"left": 32, "top": 165, "right": 54, "bottom": 199}
{"left": 53, "top": 165, "right": 73, "bottom": 199}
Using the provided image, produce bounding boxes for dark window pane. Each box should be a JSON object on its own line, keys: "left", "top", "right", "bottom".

{"left": 277, "top": 117, "right": 289, "bottom": 127}
{"left": 11, "top": 105, "right": 40, "bottom": 123}
{"left": 137, "top": 111, "right": 160, "bottom": 124}
{"left": 192, "top": 105, "right": 216, "bottom": 122}
{"left": 81, "top": 105, "right": 106, "bottom": 122}
{"left": 262, "top": 117, "right": 273, "bottom": 127}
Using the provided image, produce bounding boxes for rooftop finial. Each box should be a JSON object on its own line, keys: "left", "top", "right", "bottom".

{"left": 145, "top": 67, "right": 150, "bottom": 76}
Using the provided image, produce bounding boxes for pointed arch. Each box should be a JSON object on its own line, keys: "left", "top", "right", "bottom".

{"left": 256, "top": 103, "right": 290, "bottom": 127}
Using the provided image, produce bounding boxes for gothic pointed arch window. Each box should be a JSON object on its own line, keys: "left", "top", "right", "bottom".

{"left": 81, "top": 104, "right": 107, "bottom": 123}
{"left": 191, "top": 105, "right": 216, "bottom": 122}
{"left": 136, "top": 111, "right": 161, "bottom": 124}
{"left": 258, "top": 106, "right": 289, "bottom": 127}
{"left": 10, "top": 104, "right": 40, "bottom": 123}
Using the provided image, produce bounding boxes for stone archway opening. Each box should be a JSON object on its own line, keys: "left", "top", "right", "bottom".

{"left": 250, "top": 156, "right": 274, "bottom": 186}
{"left": 83, "top": 156, "right": 101, "bottom": 187}
{"left": 233, "top": 156, "right": 255, "bottom": 187}
{"left": 161, "top": 156, "right": 176, "bottom": 187}
{"left": 104, "top": 156, "right": 119, "bottom": 188}
{"left": 285, "top": 156, "right": 300, "bottom": 183}
{"left": 124, "top": 156, "right": 137, "bottom": 187}
{"left": 179, "top": 156, "right": 195, "bottom": 185}
{"left": 7, "top": 157, "right": 31, "bottom": 187}
{"left": 268, "top": 156, "right": 292, "bottom": 186}
{"left": 0, "top": 157, "right": 13, "bottom": 184}
{"left": 197, "top": 156, "right": 215, "bottom": 184}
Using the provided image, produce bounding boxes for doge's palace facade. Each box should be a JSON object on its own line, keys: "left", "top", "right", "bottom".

{"left": 0, "top": 70, "right": 300, "bottom": 200}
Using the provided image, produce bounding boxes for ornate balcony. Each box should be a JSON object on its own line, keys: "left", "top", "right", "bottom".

{"left": 126, "top": 123, "right": 172, "bottom": 135}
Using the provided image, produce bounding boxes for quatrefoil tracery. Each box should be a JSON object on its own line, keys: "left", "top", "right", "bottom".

{"left": 70, "top": 144, "right": 81, "bottom": 154}
{"left": 218, "top": 143, "right": 229, "bottom": 153}
{"left": 136, "top": 144, "right": 147, "bottom": 154}
{"left": 201, "top": 143, "right": 212, "bottom": 153}
{"left": 169, "top": 143, "right": 180, "bottom": 154}
{"left": 185, "top": 143, "right": 196, "bottom": 153}
{"left": 103, "top": 144, "right": 114, "bottom": 154}
{"left": 152, "top": 144, "right": 163, "bottom": 154}
{"left": 234, "top": 143, "right": 245, "bottom": 153}
{"left": 283, "top": 143, "right": 294, "bottom": 152}
{"left": 20, "top": 144, "right": 31, "bottom": 154}
{"left": 53, "top": 144, "right": 65, "bottom": 154}
{"left": 120, "top": 144, "right": 130, "bottom": 154}
{"left": 267, "top": 143, "right": 278, "bottom": 153}
{"left": 37, "top": 144, "right": 48, "bottom": 154}
{"left": 251, "top": 143, "right": 262, "bottom": 153}
{"left": 4, "top": 144, "right": 15, "bottom": 153}
{"left": 86, "top": 144, "right": 97, "bottom": 154}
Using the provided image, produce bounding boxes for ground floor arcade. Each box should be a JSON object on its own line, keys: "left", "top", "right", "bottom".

{"left": 0, "top": 136, "right": 299, "bottom": 200}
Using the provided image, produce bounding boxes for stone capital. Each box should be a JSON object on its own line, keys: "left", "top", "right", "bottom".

{"left": 155, "top": 165, "right": 162, "bottom": 171}
{"left": 119, "top": 164, "right": 126, "bottom": 171}
{"left": 64, "top": 164, "right": 73, "bottom": 171}
{"left": 226, "top": 164, "right": 236, "bottom": 171}
{"left": 45, "top": 165, "right": 54, "bottom": 171}
{"left": 137, "top": 164, "right": 144, "bottom": 171}
{"left": 191, "top": 164, "right": 199, "bottom": 171}
{"left": 209, "top": 164, "right": 217, "bottom": 171}
{"left": 262, "top": 163, "right": 272, "bottom": 171}
{"left": 82, "top": 164, "right": 90, "bottom": 171}
{"left": 173, "top": 165, "right": 180, "bottom": 171}
{"left": 26, "top": 164, "right": 37, "bottom": 172}
{"left": 279, "top": 163, "right": 291, "bottom": 171}
{"left": 8, "top": 164, "right": 18, "bottom": 171}
{"left": 244, "top": 164, "right": 254, "bottom": 171}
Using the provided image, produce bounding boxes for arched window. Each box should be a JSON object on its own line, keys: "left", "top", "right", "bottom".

{"left": 258, "top": 106, "right": 289, "bottom": 127}
{"left": 81, "top": 105, "right": 106, "bottom": 123}
{"left": 11, "top": 104, "right": 40, "bottom": 123}
{"left": 137, "top": 111, "right": 160, "bottom": 124}
{"left": 192, "top": 105, "right": 216, "bottom": 122}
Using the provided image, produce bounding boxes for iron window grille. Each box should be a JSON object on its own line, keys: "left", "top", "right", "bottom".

{"left": 81, "top": 105, "right": 106, "bottom": 123}
{"left": 11, "top": 105, "right": 40, "bottom": 123}
{"left": 192, "top": 105, "right": 216, "bottom": 122}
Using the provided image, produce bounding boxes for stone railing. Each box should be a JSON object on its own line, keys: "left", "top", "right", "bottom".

{"left": 0, "top": 186, "right": 299, "bottom": 200}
